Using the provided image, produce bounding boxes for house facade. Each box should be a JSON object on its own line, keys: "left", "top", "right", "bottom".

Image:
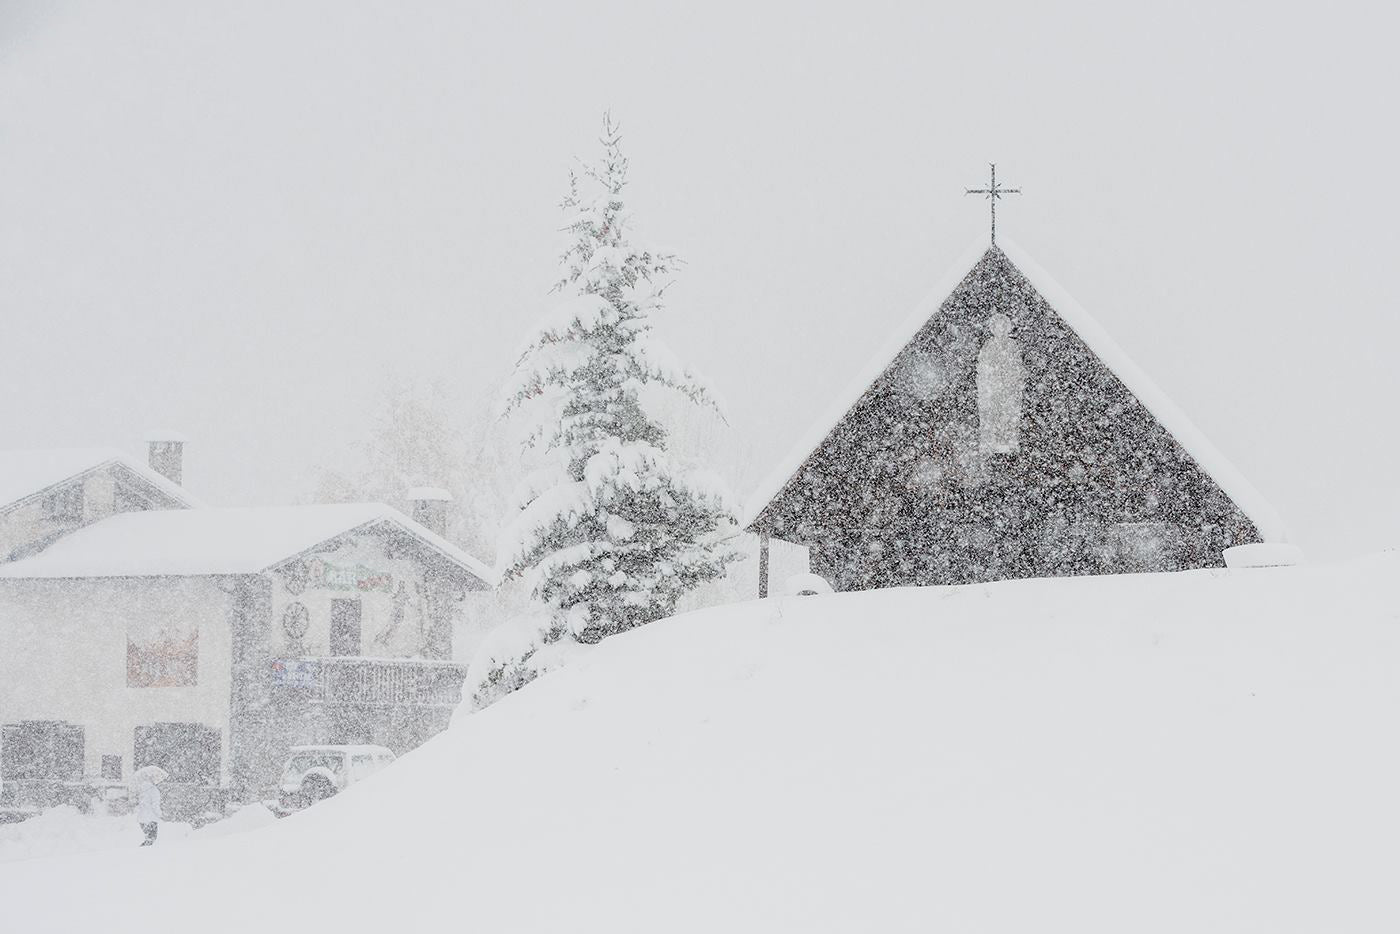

{"left": 0, "top": 481, "right": 494, "bottom": 814}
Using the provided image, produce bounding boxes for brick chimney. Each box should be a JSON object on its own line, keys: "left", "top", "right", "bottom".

{"left": 143, "top": 430, "right": 186, "bottom": 485}
{"left": 406, "top": 486, "right": 452, "bottom": 537}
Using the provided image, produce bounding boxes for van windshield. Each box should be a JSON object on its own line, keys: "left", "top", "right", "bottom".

{"left": 282, "top": 752, "right": 344, "bottom": 782}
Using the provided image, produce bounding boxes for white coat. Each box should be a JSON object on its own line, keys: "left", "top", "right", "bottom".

{"left": 135, "top": 780, "right": 162, "bottom": 824}
{"left": 132, "top": 766, "right": 167, "bottom": 824}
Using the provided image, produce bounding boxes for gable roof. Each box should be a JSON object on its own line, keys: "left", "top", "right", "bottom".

{"left": 0, "top": 447, "right": 201, "bottom": 513}
{"left": 0, "top": 503, "right": 496, "bottom": 584}
{"left": 743, "top": 237, "right": 1287, "bottom": 543}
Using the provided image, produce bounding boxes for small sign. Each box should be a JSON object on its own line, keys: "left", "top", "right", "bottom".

{"left": 306, "top": 557, "right": 393, "bottom": 593}
{"left": 271, "top": 659, "right": 321, "bottom": 689}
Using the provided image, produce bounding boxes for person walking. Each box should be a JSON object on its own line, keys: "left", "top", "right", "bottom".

{"left": 132, "top": 765, "right": 167, "bottom": 847}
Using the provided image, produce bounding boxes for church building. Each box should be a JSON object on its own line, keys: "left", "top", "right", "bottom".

{"left": 745, "top": 234, "right": 1286, "bottom": 593}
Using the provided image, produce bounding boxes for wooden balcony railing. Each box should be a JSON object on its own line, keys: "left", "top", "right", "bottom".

{"left": 271, "top": 657, "right": 467, "bottom": 708}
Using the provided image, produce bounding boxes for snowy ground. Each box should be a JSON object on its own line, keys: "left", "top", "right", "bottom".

{"left": 3, "top": 555, "right": 1399, "bottom": 933}
{"left": 0, "top": 803, "right": 276, "bottom": 863}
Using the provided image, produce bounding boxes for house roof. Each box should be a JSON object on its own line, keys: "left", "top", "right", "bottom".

{"left": 0, "top": 447, "right": 201, "bottom": 513}
{"left": 742, "top": 237, "right": 1288, "bottom": 543}
{"left": 406, "top": 486, "right": 453, "bottom": 502}
{"left": 0, "top": 503, "right": 496, "bottom": 584}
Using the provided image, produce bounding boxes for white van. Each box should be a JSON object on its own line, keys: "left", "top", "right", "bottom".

{"left": 274, "top": 744, "right": 396, "bottom": 814}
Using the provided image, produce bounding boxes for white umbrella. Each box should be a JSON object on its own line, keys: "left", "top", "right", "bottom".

{"left": 132, "top": 765, "right": 168, "bottom": 785}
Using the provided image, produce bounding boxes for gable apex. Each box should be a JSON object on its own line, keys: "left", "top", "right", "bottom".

{"left": 743, "top": 238, "right": 1287, "bottom": 544}
{"left": 741, "top": 237, "right": 992, "bottom": 528}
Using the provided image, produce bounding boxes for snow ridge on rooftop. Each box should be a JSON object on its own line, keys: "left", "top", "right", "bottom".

{"left": 0, "top": 503, "right": 494, "bottom": 583}
{"left": 0, "top": 447, "right": 201, "bottom": 512}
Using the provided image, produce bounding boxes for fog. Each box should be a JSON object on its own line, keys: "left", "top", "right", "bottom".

{"left": 3, "top": 0, "right": 1396, "bottom": 560}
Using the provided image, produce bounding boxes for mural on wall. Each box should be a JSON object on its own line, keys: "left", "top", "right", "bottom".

{"left": 306, "top": 557, "right": 393, "bottom": 593}
{"left": 976, "top": 312, "right": 1026, "bottom": 455}
{"left": 127, "top": 618, "right": 197, "bottom": 688}
{"left": 283, "top": 554, "right": 394, "bottom": 595}
{"left": 273, "top": 532, "right": 446, "bottom": 659}
{"left": 282, "top": 602, "right": 310, "bottom": 655}
{"left": 373, "top": 582, "right": 416, "bottom": 649}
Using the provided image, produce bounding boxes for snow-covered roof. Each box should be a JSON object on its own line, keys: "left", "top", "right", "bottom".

{"left": 0, "top": 503, "right": 496, "bottom": 584}
{"left": 406, "top": 486, "right": 453, "bottom": 502}
{"left": 743, "top": 237, "right": 1288, "bottom": 543}
{"left": 0, "top": 447, "right": 201, "bottom": 513}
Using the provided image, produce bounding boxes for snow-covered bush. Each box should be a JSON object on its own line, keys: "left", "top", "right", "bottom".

{"left": 473, "top": 115, "right": 739, "bottom": 707}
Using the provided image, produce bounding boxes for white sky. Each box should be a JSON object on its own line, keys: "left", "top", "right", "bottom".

{"left": 2, "top": 1, "right": 1397, "bottom": 560}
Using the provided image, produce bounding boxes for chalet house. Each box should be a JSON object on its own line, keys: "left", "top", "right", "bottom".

{"left": 0, "top": 441, "right": 494, "bottom": 816}
{"left": 0, "top": 438, "right": 198, "bottom": 563}
{"left": 745, "top": 238, "right": 1287, "bottom": 592}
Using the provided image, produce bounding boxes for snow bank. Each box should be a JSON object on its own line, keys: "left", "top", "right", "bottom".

{"left": 0, "top": 807, "right": 188, "bottom": 863}
{"left": 0, "top": 804, "right": 276, "bottom": 864}
{"left": 1223, "top": 542, "right": 1305, "bottom": 568}
{"left": 3, "top": 557, "right": 1399, "bottom": 932}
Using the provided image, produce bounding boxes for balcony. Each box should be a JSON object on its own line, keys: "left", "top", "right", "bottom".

{"left": 271, "top": 657, "right": 468, "bottom": 708}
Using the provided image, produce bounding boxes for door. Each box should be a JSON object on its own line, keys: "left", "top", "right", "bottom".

{"left": 330, "top": 598, "right": 362, "bottom": 657}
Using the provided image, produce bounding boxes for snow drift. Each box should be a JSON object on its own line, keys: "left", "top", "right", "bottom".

{"left": 3, "top": 555, "right": 1399, "bottom": 933}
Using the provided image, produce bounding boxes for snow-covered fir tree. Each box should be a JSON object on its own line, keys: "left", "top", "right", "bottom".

{"left": 475, "top": 115, "right": 739, "bottom": 705}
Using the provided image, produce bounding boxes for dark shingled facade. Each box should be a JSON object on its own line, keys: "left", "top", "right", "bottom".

{"left": 748, "top": 246, "right": 1264, "bottom": 591}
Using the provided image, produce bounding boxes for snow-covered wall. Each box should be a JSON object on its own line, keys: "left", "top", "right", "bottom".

{"left": 0, "top": 576, "right": 234, "bottom": 783}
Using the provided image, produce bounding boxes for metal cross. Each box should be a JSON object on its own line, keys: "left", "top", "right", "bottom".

{"left": 965, "top": 163, "right": 1020, "bottom": 244}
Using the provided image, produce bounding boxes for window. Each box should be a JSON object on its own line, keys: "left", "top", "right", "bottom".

{"left": 1, "top": 721, "right": 85, "bottom": 782}
{"left": 282, "top": 752, "right": 345, "bottom": 784}
{"left": 41, "top": 484, "right": 84, "bottom": 522}
{"left": 113, "top": 478, "right": 152, "bottom": 514}
{"left": 101, "top": 755, "right": 123, "bottom": 781}
{"left": 133, "top": 722, "right": 220, "bottom": 786}
{"left": 350, "top": 754, "right": 375, "bottom": 782}
{"left": 330, "top": 598, "right": 362, "bottom": 656}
